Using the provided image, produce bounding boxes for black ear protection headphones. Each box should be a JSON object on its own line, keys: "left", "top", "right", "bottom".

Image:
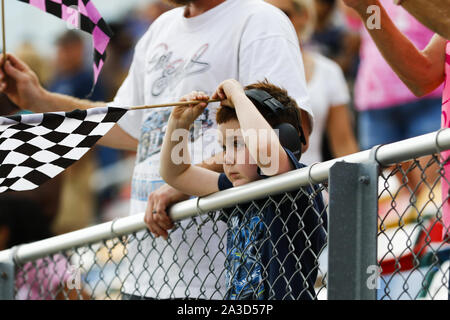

{"left": 245, "top": 89, "right": 307, "bottom": 160}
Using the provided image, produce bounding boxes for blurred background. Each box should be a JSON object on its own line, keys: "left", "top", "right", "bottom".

{"left": 0, "top": 0, "right": 177, "bottom": 236}
{"left": 6, "top": 0, "right": 158, "bottom": 55}
{"left": 0, "top": 0, "right": 447, "bottom": 300}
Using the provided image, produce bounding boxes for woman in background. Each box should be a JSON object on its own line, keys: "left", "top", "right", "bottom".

{"left": 267, "top": 0, "right": 359, "bottom": 165}
{"left": 342, "top": 0, "right": 449, "bottom": 241}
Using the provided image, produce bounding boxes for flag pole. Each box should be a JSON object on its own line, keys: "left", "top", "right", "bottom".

{"left": 129, "top": 99, "right": 222, "bottom": 110}
{"left": 1, "top": 0, "right": 5, "bottom": 64}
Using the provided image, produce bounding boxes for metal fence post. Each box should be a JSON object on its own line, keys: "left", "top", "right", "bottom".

{"left": 0, "top": 249, "right": 15, "bottom": 300}
{"left": 328, "top": 161, "right": 378, "bottom": 300}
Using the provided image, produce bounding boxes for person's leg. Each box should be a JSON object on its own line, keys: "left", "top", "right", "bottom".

{"left": 358, "top": 107, "right": 403, "bottom": 151}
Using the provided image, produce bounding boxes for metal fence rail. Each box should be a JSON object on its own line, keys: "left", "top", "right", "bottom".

{"left": 0, "top": 130, "right": 449, "bottom": 300}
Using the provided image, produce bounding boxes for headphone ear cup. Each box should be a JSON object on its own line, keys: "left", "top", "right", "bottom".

{"left": 274, "top": 123, "right": 302, "bottom": 161}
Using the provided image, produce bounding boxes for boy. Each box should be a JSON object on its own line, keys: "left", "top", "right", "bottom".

{"left": 159, "top": 79, "right": 327, "bottom": 300}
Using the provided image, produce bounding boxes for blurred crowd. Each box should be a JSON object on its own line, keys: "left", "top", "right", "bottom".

{"left": 0, "top": 1, "right": 176, "bottom": 243}
{"left": 0, "top": 0, "right": 443, "bottom": 269}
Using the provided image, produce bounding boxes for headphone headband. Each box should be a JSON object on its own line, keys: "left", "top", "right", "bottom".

{"left": 245, "top": 89, "right": 285, "bottom": 115}
{"left": 244, "top": 88, "right": 307, "bottom": 147}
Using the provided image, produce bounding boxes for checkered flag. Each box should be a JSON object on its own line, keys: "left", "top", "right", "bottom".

{"left": 0, "top": 107, "right": 127, "bottom": 193}
{"left": 17, "top": 0, "right": 113, "bottom": 89}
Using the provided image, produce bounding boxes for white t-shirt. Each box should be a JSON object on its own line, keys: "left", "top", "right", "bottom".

{"left": 301, "top": 53, "right": 350, "bottom": 165}
{"left": 113, "top": 0, "right": 311, "bottom": 298}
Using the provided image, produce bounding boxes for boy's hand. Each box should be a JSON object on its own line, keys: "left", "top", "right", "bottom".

{"left": 171, "top": 91, "right": 209, "bottom": 127}
{"left": 212, "top": 79, "right": 245, "bottom": 109}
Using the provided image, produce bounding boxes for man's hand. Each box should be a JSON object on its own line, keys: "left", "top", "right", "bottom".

{"left": 144, "top": 184, "right": 190, "bottom": 240}
{"left": 0, "top": 54, "right": 50, "bottom": 113}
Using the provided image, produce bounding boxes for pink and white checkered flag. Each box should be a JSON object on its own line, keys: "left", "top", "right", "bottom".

{"left": 17, "top": 0, "right": 113, "bottom": 92}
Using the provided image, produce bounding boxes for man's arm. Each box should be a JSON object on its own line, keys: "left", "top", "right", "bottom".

{"left": 97, "top": 125, "right": 138, "bottom": 151}
{"left": 0, "top": 54, "right": 138, "bottom": 151}
{"left": 41, "top": 90, "right": 139, "bottom": 150}
{"left": 343, "top": 0, "right": 446, "bottom": 96}
{"left": 0, "top": 54, "right": 102, "bottom": 112}
{"left": 400, "top": 0, "right": 450, "bottom": 40}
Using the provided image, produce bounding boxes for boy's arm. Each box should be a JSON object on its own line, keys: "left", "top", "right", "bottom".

{"left": 212, "top": 80, "right": 293, "bottom": 177}
{"left": 159, "top": 92, "right": 220, "bottom": 197}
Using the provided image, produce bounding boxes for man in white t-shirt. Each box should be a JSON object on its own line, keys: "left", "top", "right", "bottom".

{"left": 0, "top": 0, "right": 312, "bottom": 299}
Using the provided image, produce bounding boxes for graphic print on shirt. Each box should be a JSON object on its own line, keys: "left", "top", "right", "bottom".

{"left": 136, "top": 108, "right": 216, "bottom": 164}
{"left": 137, "top": 109, "right": 171, "bottom": 163}
{"left": 225, "top": 212, "right": 266, "bottom": 300}
{"left": 147, "top": 43, "right": 211, "bottom": 97}
{"left": 134, "top": 42, "right": 216, "bottom": 164}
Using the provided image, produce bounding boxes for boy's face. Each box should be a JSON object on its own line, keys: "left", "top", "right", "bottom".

{"left": 218, "top": 119, "right": 261, "bottom": 187}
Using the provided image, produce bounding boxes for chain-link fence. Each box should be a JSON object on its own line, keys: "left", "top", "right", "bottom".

{"left": 0, "top": 131, "right": 449, "bottom": 300}
{"left": 377, "top": 154, "right": 449, "bottom": 300}
{"left": 9, "top": 185, "right": 329, "bottom": 300}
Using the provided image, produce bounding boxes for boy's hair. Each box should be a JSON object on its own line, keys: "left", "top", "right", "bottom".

{"left": 216, "top": 80, "right": 304, "bottom": 138}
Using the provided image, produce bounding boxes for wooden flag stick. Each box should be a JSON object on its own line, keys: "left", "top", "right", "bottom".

{"left": 1, "top": 0, "right": 5, "bottom": 64}
{"left": 129, "top": 99, "right": 221, "bottom": 110}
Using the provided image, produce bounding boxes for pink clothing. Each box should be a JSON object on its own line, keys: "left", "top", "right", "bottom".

{"left": 441, "top": 41, "right": 450, "bottom": 241}
{"left": 348, "top": 1, "right": 443, "bottom": 111}
{"left": 15, "top": 255, "right": 72, "bottom": 300}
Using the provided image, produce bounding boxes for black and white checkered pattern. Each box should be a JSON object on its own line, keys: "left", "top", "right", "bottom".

{"left": 0, "top": 107, "right": 126, "bottom": 193}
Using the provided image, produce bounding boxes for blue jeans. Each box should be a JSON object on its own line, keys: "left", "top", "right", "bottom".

{"left": 358, "top": 98, "right": 442, "bottom": 150}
